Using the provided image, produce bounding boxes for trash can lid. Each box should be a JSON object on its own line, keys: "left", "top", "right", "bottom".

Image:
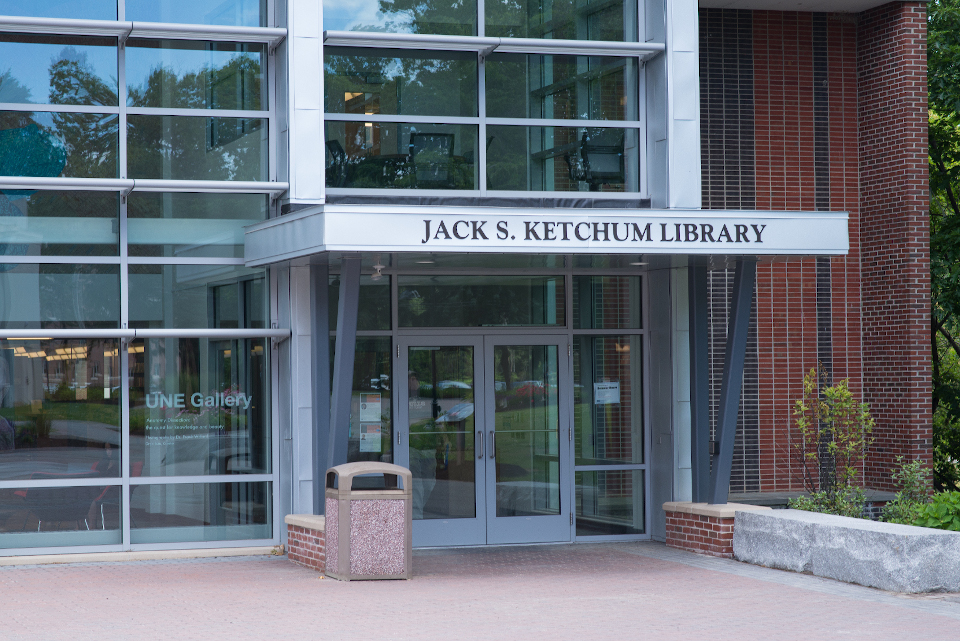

{"left": 326, "top": 461, "right": 412, "bottom": 494}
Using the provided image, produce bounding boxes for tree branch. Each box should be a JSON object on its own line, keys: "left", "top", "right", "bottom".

{"left": 939, "top": 324, "right": 960, "bottom": 359}
{"left": 932, "top": 137, "right": 960, "bottom": 220}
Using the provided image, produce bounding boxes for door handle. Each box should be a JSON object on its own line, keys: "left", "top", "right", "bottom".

{"left": 477, "top": 430, "right": 483, "bottom": 459}
{"left": 489, "top": 430, "right": 495, "bottom": 459}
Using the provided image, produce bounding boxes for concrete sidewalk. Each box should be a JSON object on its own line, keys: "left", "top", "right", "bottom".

{"left": 2, "top": 542, "right": 958, "bottom": 640}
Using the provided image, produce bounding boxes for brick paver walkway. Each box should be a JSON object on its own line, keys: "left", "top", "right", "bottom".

{"left": 3, "top": 542, "right": 958, "bottom": 640}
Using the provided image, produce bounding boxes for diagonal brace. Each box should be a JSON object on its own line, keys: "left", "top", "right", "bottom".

{"left": 327, "top": 255, "right": 361, "bottom": 471}
{"left": 709, "top": 259, "right": 757, "bottom": 505}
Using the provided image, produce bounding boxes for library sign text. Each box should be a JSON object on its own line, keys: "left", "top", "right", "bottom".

{"left": 420, "top": 219, "right": 767, "bottom": 245}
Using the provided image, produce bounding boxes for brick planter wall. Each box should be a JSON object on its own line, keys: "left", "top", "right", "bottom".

{"left": 285, "top": 515, "right": 325, "bottom": 572}
{"left": 663, "top": 502, "right": 771, "bottom": 558}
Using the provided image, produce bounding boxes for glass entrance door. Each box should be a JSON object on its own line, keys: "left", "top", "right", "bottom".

{"left": 484, "top": 338, "right": 569, "bottom": 544}
{"left": 399, "top": 338, "right": 486, "bottom": 547}
{"left": 398, "top": 335, "right": 570, "bottom": 547}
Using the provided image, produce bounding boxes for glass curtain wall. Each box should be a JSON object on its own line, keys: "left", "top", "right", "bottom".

{"left": 321, "top": 2, "right": 645, "bottom": 195}
{"left": 0, "top": 2, "right": 276, "bottom": 553}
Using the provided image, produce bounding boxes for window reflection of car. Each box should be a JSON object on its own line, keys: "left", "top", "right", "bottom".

{"left": 369, "top": 374, "right": 390, "bottom": 390}
{"left": 435, "top": 402, "right": 474, "bottom": 424}
{"left": 437, "top": 380, "right": 471, "bottom": 392}
{"left": 511, "top": 380, "right": 544, "bottom": 389}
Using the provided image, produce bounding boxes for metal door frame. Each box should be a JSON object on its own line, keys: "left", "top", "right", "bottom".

{"left": 396, "top": 335, "right": 487, "bottom": 547}
{"left": 483, "top": 334, "right": 572, "bottom": 545}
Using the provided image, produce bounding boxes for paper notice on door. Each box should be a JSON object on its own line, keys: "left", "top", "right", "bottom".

{"left": 594, "top": 382, "right": 620, "bottom": 405}
{"left": 359, "top": 423, "right": 382, "bottom": 452}
{"left": 360, "top": 393, "right": 381, "bottom": 421}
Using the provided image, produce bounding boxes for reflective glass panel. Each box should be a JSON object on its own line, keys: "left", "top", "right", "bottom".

{"left": 127, "top": 40, "right": 266, "bottom": 111}
{"left": 127, "top": 193, "right": 267, "bottom": 259}
{"left": 329, "top": 274, "right": 390, "bottom": 331}
{"left": 329, "top": 337, "right": 393, "bottom": 464}
{"left": 0, "top": 484, "right": 121, "bottom": 548}
{"left": 130, "top": 481, "right": 272, "bottom": 543}
{"left": 0, "top": 339, "right": 121, "bottom": 481}
{"left": 394, "top": 254, "right": 565, "bottom": 270}
{"left": 573, "top": 336, "right": 643, "bottom": 465}
{"left": 126, "top": 0, "right": 266, "bottom": 27}
{"left": 487, "top": 125, "right": 638, "bottom": 192}
{"left": 0, "top": 35, "right": 118, "bottom": 107}
{"left": 322, "top": 0, "right": 476, "bottom": 36}
{"left": 486, "top": 54, "right": 637, "bottom": 120}
{"left": 407, "top": 345, "right": 476, "bottom": 520}
{"left": 573, "top": 276, "right": 642, "bottom": 329}
{"left": 129, "top": 265, "right": 267, "bottom": 329}
{"left": 0, "top": 112, "right": 119, "bottom": 179}
{"left": 572, "top": 255, "right": 649, "bottom": 269}
{"left": 0, "top": 191, "right": 119, "bottom": 257}
{"left": 576, "top": 469, "right": 644, "bottom": 535}
{"left": 0, "top": 265, "right": 120, "bottom": 329}
{"left": 127, "top": 115, "right": 267, "bottom": 181}
{"left": 0, "top": 1, "right": 115, "bottom": 20}
{"left": 129, "top": 337, "right": 270, "bottom": 477}
{"left": 492, "top": 344, "right": 560, "bottom": 517}
{"left": 325, "top": 121, "right": 476, "bottom": 190}
{"left": 398, "top": 276, "right": 564, "bottom": 327}
{"left": 486, "top": 0, "right": 637, "bottom": 41}
{"left": 324, "top": 48, "right": 477, "bottom": 117}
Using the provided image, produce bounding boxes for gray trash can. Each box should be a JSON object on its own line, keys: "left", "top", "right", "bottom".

{"left": 324, "top": 461, "right": 412, "bottom": 581}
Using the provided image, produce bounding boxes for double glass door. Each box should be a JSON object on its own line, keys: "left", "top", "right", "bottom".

{"left": 397, "top": 336, "right": 570, "bottom": 547}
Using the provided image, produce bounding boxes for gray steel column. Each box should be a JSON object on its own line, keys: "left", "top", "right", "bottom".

{"left": 688, "top": 260, "right": 711, "bottom": 503}
{"left": 327, "top": 255, "right": 361, "bottom": 471}
{"left": 709, "top": 258, "right": 756, "bottom": 505}
{"left": 310, "top": 261, "right": 330, "bottom": 514}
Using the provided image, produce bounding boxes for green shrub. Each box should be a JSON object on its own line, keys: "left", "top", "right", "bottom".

{"left": 883, "top": 457, "right": 932, "bottom": 524}
{"left": 910, "top": 491, "right": 960, "bottom": 531}
{"left": 790, "top": 366, "right": 874, "bottom": 518}
{"left": 788, "top": 487, "right": 867, "bottom": 518}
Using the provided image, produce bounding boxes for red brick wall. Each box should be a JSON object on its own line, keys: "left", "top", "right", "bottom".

{"left": 701, "top": 4, "right": 929, "bottom": 495}
{"left": 752, "top": 11, "right": 863, "bottom": 492}
{"left": 665, "top": 511, "right": 735, "bottom": 558}
{"left": 857, "top": 2, "right": 931, "bottom": 489}
{"left": 287, "top": 524, "right": 326, "bottom": 572}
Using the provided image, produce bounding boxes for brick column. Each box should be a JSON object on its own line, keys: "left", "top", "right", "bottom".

{"left": 858, "top": 2, "right": 931, "bottom": 489}
{"left": 285, "top": 515, "right": 326, "bottom": 572}
{"left": 663, "top": 502, "right": 770, "bottom": 558}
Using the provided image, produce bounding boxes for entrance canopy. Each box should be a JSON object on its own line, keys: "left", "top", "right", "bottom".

{"left": 243, "top": 205, "right": 848, "bottom": 266}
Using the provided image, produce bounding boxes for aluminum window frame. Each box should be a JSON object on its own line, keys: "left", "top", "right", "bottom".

{"left": 321, "top": 29, "right": 658, "bottom": 198}
{"left": 324, "top": 255, "right": 652, "bottom": 542}
{"left": 0, "top": 3, "right": 287, "bottom": 556}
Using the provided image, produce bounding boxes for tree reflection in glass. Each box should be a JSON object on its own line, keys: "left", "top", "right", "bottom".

{"left": 323, "top": 0, "right": 477, "bottom": 35}
{"left": 485, "top": 0, "right": 637, "bottom": 41}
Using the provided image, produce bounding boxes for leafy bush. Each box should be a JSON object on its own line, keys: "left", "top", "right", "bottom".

{"left": 789, "top": 366, "right": 874, "bottom": 518}
{"left": 883, "top": 457, "right": 932, "bottom": 524}
{"left": 911, "top": 491, "right": 960, "bottom": 531}
{"left": 789, "top": 487, "right": 867, "bottom": 518}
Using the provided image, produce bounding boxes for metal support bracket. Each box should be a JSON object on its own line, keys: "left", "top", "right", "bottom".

{"left": 327, "top": 255, "right": 362, "bottom": 471}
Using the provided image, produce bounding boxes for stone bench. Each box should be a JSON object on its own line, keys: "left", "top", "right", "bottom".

{"left": 733, "top": 509, "right": 960, "bottom": 593}
{"left": 285, "top": 514, "right": 325, "bottom": 572}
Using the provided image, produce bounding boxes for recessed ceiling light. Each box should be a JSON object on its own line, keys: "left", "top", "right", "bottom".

{"left": 416, "top": 260, "right": 435, "bottom": 264}
{"left": 629, "top": 262, "right": 648, "bottom": 266}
